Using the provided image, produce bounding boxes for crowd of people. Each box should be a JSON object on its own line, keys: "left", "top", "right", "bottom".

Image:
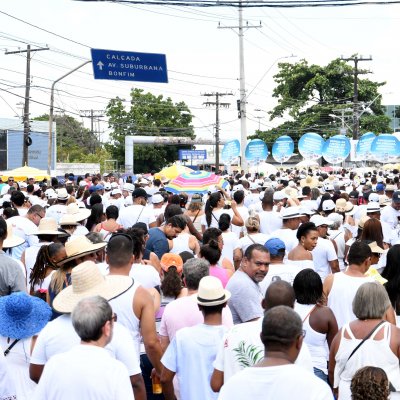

{"left": 0, "top": 166, "right": 400, "bottom": 399}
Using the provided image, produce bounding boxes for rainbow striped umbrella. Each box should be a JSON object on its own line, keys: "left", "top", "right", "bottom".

{"left": 164, "top": 170, "right": 229, "bottom": 195}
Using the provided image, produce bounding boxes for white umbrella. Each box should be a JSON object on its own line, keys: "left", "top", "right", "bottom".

{"left": 249, "top": 162, "right": 278, "bottom": 176}
{"left": 295, "top": 160, "right": 319, "bottom": 169}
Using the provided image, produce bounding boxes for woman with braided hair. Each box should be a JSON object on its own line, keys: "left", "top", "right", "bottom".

{"left": 29, "top": 243, "right": 66, "bottom": 300}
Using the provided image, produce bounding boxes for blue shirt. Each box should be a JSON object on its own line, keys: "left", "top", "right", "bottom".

{"left": 146, "top": 228, "right": 169, "bottom": 259}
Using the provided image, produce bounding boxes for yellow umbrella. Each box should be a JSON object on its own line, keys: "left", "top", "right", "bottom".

{"left": 154, "top": 165, "right": 193, "bottom": 181}
{"left": 2, "top": 166, "right": 50, "bottom": 182}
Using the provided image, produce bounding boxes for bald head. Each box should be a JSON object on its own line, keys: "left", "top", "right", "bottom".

{"left": 262, "top": 281, "right": 295, "bottom": 311}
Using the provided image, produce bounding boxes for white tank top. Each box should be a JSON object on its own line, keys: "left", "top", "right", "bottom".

{"left": 334, "top": 322, "right": 400, "bottom": 399}
{"left": 170, "top": 233, "right": 192, "bottom": 254}
{"left": 327, "top": 272, "right": 373, "bottom": 329}
{"left": 109, "top": 280, "right": 141, "bottom": 355}
{"left": 295, "top": 303, "right": 328, "bottom": 374}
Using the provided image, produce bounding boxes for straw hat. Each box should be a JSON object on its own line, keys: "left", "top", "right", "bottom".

{"left": 300, "top": 175, "right": 318, "bottom": 189}
{"left": 31, "top": 217, "right": 63, "bottom": 236}
{"left": 0, "top": 292, "right": 52, "bottom": 339}
{"left": 282, "top": 187, "right": 298, "bottom": 200}
{"left": 56, "top": 188, "right": 69, "bottom": 200}
{"left": 196, "top": 276, "right": 231, "bottom": 307}
{"left": 52, "top": 261, "right": 133, "bottom": 313}
{"left": 368, "top": 241, "right": 385, "bottom": 254}
{"left": 358, "top": 215, "right": 370, "bottom": 229}
{"left": 59, "top": 214, "right": 79, "bottom": 226}
{"left": 57, "top": 236, "right": 106, "bottom": 266}
{"left": 3, "top": 223, "right": 25, "bottom": 248}
{"left": 66, "top": 203, "right": 91, "bottom": 222}
{"left": 335, "top": 199, "right": 354, "bottom": 213}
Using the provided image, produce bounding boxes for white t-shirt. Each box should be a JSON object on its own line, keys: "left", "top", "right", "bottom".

{"left": 213, "top": 318, "right": 314, "bottom": 382}
{"left": 381, "top": 205, "right": 400, "bottom": 229}
{"left": 0, "top": 344, "right": 17, "bottom": 400}
{"left": 217, "top": 363, "right": 332, "bottom": 400}
{"left": 45, "top": 204, "right": 67, "bottom": 224}
{"left": 162, "top": 323, "right": 227, "bottom": 400}
{"left": 267, "top": 228, "right": 298, "bottom": 256}
{"left": 311, "top": 238, "right": 337, "bottom": 281}
{"left": 117, "top": 204, "right": 156, "bottom": 229}
{"left": 8, "top": 215, "right": 39, "bottom": 261}
{"left": 33, "top": 345, "right": 134, "bottom": 400}
{"left": 129, "top": 263, "right": 160, "bottom": 288}
{"left": 239, "top": 233, "right": 270, "bottom": 253}
{"left": 30, "top": 314, "right": 141, "bottom": 376}
{"left": 221, "top": 231, "right": 241, "bottom": 264}
{"left": 201, "top": 209, "right": 234, "bottom": 230}
{"left": 258, "top": 210, "right": 282, "bottom": 235}
{"left": 231, "top": 206, "right": 249, "bottom": 239}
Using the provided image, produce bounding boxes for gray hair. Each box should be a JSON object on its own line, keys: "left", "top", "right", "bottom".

{"left": 183, "top": 258, "right": 210, "bottom": 290}
{"left": 86, "top": 232, "right": 105, "bottom": 244}
{"left": 353, "top": 282, "right": 391, "bottom": 320}
{"left": 72, "top": 296, "right": 112, "bottom": 342}
{"left": 261, "top": 306, "right": 302, "bottom": 349}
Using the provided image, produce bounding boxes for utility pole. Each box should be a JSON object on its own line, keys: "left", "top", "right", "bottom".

{"left": 203, "top": 92, "right": 233, "bottom": 173}
{"left": 5, "top": 45, "right": 49, "bottom": 166}
{"left": 218, "top": 1, "right": 261, "bottom": 172}
{"left": 341, "top": 55, "right": 372, "bottom": 140}
{"left": 80, "top": 109, "right": 104, "bottom": 151}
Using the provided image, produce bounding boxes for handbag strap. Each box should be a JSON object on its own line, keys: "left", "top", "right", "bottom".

{"left": 135, "top": 206, "right": 145, "bottom": 224}
{"left": 346, "top": 320, "right": 386, "bottom": 363}
{"left": 192, "top": 209, "right": 201, "bottom": 223}
{"left": 302, "top": 305, "right": 317, "bottom": 323}
{"left": 4, "top": 339, "right": 19, "bottom": 356}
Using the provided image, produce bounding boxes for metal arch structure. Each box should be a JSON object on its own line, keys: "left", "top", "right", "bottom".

{"left": 124, "top": 135, "right": 228, "bottom": 173}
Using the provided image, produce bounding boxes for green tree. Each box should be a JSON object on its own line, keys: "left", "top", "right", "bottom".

{"left": 105, "top": 88, "right": 194, "bottom": 173}
{"left": 252, "top": 58, "right": 391, "bottom": 145}
{"left": 34, "top": 114, "right": 101, "bottom": 162}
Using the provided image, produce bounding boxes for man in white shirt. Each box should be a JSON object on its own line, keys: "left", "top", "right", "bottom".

{"left": 380, "top": 191, "right": 400, "bottom": 230}
{"left": 45, "top": 188, "right": 69, "bottom": 223}
{"left": 161, "top": 276, "right": 231, "bottom": 400}
{"left": 117, "top": 188, "right": 156, "bottom": 229}
{"left": 33, "top": 296, "right": 134, "bottom": 400}
{"left": 0, "top": 176, "right": 15, "bottom": 196}
{"left": 211, "top": 281, "right": 314, "bottom": 393}
{"left": 310, "top": 214, "right": 339, "bottom": 281}
{"left": 216, "top": 306, "right": 332, "bottom": 400}
{"left": 258, "top": 192, "right": 283, "bottom": 235}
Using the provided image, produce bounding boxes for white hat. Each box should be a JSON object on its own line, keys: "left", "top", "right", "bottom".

{"left": 79, "top": 180, "right": 87, "bottom": 188}
{"left": 19, "top": 182, "right": 28, "bottom": 189}
{"left": 327, "top": 213, "right": 343, "bottom": 225}
{"left": 310, "top": 215, "right": 333, "bottom": 227}
{"left": 110, "top": 182, "right": 119, "bottom": 189}
{"left": 281, "top": 207, "right": 304, "bottom": 220}
{"left": 368, "top": 193, "right": 380, "bottom": 203}
{"left": 196, "top": 276, "right": 231, "bottom": 307}
{"left": 323, "top": 183, "right": 334, "bottom": 192}
{"left": 152, "top": 194, "right": 164, "bottom": 204}
{"left": 273, "top": 191, "right": 288, "bottom": 201}
{"left": 56, "top": 188, "right": 69, "bottom": 200}
{"left": 59, "top": 214, "right": 79, "bottom": 226}
{"left": 44, "top": 188, "right": 56, "bottom": 198}
{"left": 123, "top": 183, "right": 135, "bottom": 193}
{"left": 249, "top": 182, "right": 259, "bottom": 191}
{"left": 52, "top": 261, "right": 133, "bottom": 313}
{"left": 366, "top": 202, "right": 380, "bottom": 214}
{"left": 322, "top": 199, "right": 335, "bottom": 211}
{"left": 111, "top": 188, "right": 122, "bottom": 196}
{"left": 104, "top": 183, "right": 111, "bottom": 190}
{"left": 66, "top": 202, "right": 91, "bottom": 222}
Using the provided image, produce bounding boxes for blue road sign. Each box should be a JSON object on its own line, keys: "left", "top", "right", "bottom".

{"left": 91, "top": 48, "right": 168, "bottom": 83}
{"left": 178, "top": 150, "right": 207, "bottom": 160}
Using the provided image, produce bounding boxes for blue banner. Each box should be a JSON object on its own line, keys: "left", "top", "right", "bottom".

{"left": 370, "top": 134, "right": 400, "bottom": 163}
{"left": 221, "top": 140, "right": 240, "bottom": 163}
{"left": 272, "top": 135, "right": 294, "bottom": 163}
{"left": 245, "top": 139, "right": 268, "bottom": 163}
{"left": 322, "top": 135, "right": 351, "bottom": 164}
{"left": 178, "top": 150, "right": 207, "bottom": 160}
{"left": 298, "top": 132, "right": 324, "bottom": 160}
{"left": 356, "top": 132, "right": 375, "bottom": 160}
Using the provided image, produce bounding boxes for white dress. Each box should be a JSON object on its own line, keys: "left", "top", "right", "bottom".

{"left": 0, "top": 336, "right": 36, "bottom": 400}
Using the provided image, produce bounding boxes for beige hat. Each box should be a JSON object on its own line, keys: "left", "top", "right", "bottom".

{"left": 52, "top": 261, "right": 133, "bottom": 313}
{"left": 59, "top": 214, "right": 79, "bottom": 226}
{"left": 57, "top": 236, "right": 106, "bottom": 266}
{"left": 368, "top": 241, "right": 385, "bottom": 254}
{"left": 32, "top": 218, "right": 63, "bottom": 236}
{"left": 379, "top": 196, "right": 391, "bottom": 207}
{"left": 56, "top": 188, "right": 69, "bottom": 200}
{"left": 66, "top": 203, "right": 91, "bottom": 222}
{"left": 385, "top": 185, "right": 396, "bottom": 192}
{"left": 3, "top": 223, "right": 25, "bottom": 248}
{"left": 197, "top": 276, "right": 231, "bottom": 307}
{"left": 335, "top": 199, "right": 354, "bottom": 213}
{"left": 358, "top": 215, "right": 370, "bottom": 229}
{"left": 283, "top": 187, "right": 298, "bottom": 200}
{"left": 300, "top": 175, "right": 318, "bottom": 189}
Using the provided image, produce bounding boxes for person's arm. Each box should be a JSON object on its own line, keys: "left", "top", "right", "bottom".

{"left": 230, "top": 201, "right": 244, "bottom": 227}
{"left": 325, "top": 308, "right": 339, "bottom": 348}
{"left": 133, "top": 286, "right": 163, "bottom": 375}
{"left": 144, "top": 252, "right": 161, "bottom": 274}
{"left": 322, "top": 274, "right": 334, "bottom": 305}
{"left": 189, "top": 234, "right": 200, "bottom": 256}
{"left": 185, "top": 216, "right": 202, "bottom": 241}
{"left": 328, "top": 331, "right": 341, "bottom": 391}
{"left": 384, "top": 305, "right": 396, "bottom": 325}
{"left": 130, "top": 374, "right": 146, "bottom": 400}
{"left": 29, "top": 364, "right": 44, "bottom": 383}
{"left": 233, "top": 248, "right": 242, "bottom": 270}
{"left": 328, "top": 259, "right": 340, "bottom": 274}
{"left": 210, "top": 369, "right": 224, "bottom": 393}
{"left": 160, "top": 366, "right": 176, "bottom": 400}
{"left": 160, "top": 335, "right": 170, "bottom": 354}
{"left": 156, "top": 213, "right": 164, "bottom": 227}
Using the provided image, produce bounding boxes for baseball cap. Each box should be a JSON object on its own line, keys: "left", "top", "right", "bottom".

{"left": 376, "top": 183, "right": 385, "bottom": 192}
{"left": 393, "top": 191, "right": 400, "bottom": 203}
{"left": 152, "top": 194, "right": 164, "bottom": 204}
{"left": 132, "top": 188, "right": 148, "bottom": 199}
{"left": 310, "top": 215, "right": 334, "bottom": 227}
{"left": 322, "top": 199, "right": 335, "bottom": 211}
{"left": 123, "top": 183, "right": 135, "bottom": 193}
{"left": 368, "top": 193, "right": 380, "bottom": 203}
{"left": 273, "top": 191, "right": 288, "bottom": 201}
{"left": 264, "top": 238, "right": 285, "bottom": 256}
{"left": 160, "top": 253, "right": 183, "bottom": 274}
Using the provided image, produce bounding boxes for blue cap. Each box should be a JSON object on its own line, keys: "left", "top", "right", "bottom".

{"left": 264, "top": 238, "right": 285, "bottom": 256}
{"left": 376, "top": 183, "right": 385, "bottom": 192}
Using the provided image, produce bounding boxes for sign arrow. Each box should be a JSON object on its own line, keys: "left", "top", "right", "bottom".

{"left": 97, "top": 61, "right": 104, "bottom": 70}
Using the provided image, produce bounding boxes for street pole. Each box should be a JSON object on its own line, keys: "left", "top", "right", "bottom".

{"left": 203, "top": 92, "right": 233, "bottom": 173}
{"left": 341, "top": 55, "right": 372, "bottom": 140}
{"left": 5, "top": 45, "right": 49, "bottom": 166}
{"left": 48, "top": 60, "right": 91, "bottom": 175}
